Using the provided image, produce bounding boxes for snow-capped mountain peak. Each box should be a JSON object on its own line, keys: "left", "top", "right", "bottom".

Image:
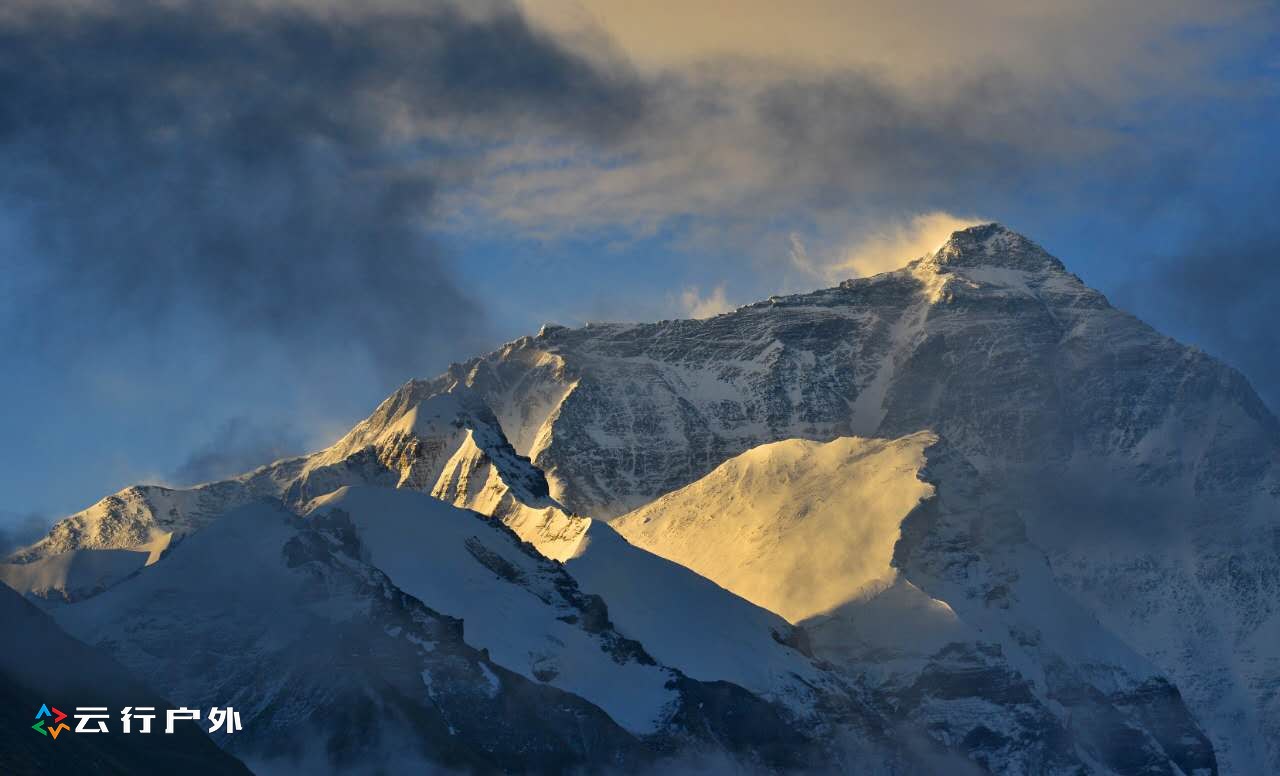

{"left": 8, "top": 223, "right": 1280, "bottom": 772}
{"left": 925, "top": 222, "right": 1066, "bottom": 272}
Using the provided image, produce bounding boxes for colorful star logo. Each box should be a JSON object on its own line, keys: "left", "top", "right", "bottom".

{"left": 32, "top": 704, "right": 70, "bottom": 739}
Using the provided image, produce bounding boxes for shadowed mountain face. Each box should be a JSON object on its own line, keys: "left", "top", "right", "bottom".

{"left": 6, "top": 224, "right": 1277, "bottom": 772}
{"left": 0, "top": 583, "right": 252, "bottom": 775}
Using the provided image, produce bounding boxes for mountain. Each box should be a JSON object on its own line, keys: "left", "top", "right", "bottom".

{"left": 44, "top": 486, "right": 922, "bottom": 773}
{"left": 6, "top": 223, "right": 1279, "bottom": 772}
{"left": 3, "top": 379, "right": 582, "bottom": 589}
{"left": 614, "top": 433, "right": 1216, "bottom": 774}
{"left": 0, "top": 582, "right": 252, "bottom": 775}
{"left": 423, "top": 222, "right": 1272, "bottom": 772}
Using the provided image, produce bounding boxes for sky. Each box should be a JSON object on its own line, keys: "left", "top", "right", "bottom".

{"left": 2, "top": 0, "right": 1279, "bottom": 547}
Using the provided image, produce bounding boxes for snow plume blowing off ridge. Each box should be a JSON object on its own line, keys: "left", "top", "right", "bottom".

{"left": 790, "top": 212, "right": 989, "bottom": 284}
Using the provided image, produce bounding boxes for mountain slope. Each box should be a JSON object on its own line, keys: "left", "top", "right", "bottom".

{"left": 612, "top": 432, "right": 935, "bottom": 622}
{"left": 562, "top": 518, "right": 823, "bottom": 709}
{"left": 614, "top": 433, "right": 1217, "bottom": 775}
{"left": 0, "top": 583, "right": 252, "bottom": 775}
{"left": 304, "top": 486, "right": 841, "bottom": 734}
{"left": 3, "top": 390, "right": 574, "bottom": 592}
{"left": 47, "top": 487, "right": 902, "bottom": 773}
{"left": 49, "top": 496, "right": 653, "bottom": 773}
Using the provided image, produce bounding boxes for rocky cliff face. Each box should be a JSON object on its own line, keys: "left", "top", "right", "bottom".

{"left": 8, "top": 223, "right": 1278, "bottom": 773}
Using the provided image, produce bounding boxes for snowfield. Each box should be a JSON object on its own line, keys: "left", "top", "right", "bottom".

{"left": 612, "top": 433, "right": 936, "bottom": 622}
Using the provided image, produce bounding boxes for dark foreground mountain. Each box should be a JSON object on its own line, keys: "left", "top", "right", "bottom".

{"left": 0, "top": 582, "right": 252, "bottom": 775}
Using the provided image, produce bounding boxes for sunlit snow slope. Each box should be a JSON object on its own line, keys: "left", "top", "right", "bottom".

{"left": 612, "top": 433, "right": 935, "bottom": 622}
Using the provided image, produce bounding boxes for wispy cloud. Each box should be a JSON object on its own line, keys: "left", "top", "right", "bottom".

{"left": 169, "top": 416, "right": 307, "bottom": 486}
{"left": 676, "top": 285, "right": 733, "bottom": 319}
{"left": 465, "top": 0, "right": 1271, "bottom": 247}
{"left": 0, "top": 511, "right": 52, "bottom": 557}
{"left": 837, "top": 212, "right": 987, "bottom": 279}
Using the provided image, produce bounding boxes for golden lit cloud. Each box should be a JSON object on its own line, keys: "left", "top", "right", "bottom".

{"left": 519, "top": 0, "right": 1248, "bottom": 95}
{"left": 676, "top": 285, "right": 733, "bottom": 319}
{"left": 837, "top": 212, "right": 987, "bottom": 278}
{"left": 786, "top": 212, "right": 987, "bottom": 284}
{"left": 451, "top": 1, "right": 1262, "bottom": 250}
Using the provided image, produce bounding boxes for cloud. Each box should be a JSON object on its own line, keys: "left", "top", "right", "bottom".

{"left": 169, "top": 416, "right": 308, "bottom": 486}
{"left": 676, "top": 286, "right": 733, "bottom": 319}
{"left": 0, "top": 511, "right": 53, "bottom": 557}
{"left": 783, "top": 212, "right": 984, "bottom": 284}
{"left": 0, "top": 0, "right": 646, "bottom": 382}
{"left": 836, "top": 212, "right": 987, "bottom": 279}
{"left": 520, "top": 1, "right": 1253, "bottom": 94}
{"left": 453, "top": 46, "right": 1253, "bottom": 251}
{"left": 787, "top": 233, "right": 817, "bottom": 277}
{"left": 447, "top": 0, "right": 1277, "bottom": 298}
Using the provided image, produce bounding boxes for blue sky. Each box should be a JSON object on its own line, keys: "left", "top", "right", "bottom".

{"left": 2, "top": 0, "right": 1278, "bottom": 547}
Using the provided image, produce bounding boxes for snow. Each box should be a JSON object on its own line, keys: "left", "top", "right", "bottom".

{"left": 47, "top": 498, "right": 664, "bottom": 774}
{"left": 564, "top": 520, "right": 825, "bottom": 710}
{"left": 611, "top": 433, "right": 936, "bottom": 622}
{"left": 311, "top": 388, "right": 466, "bottom": 469}
{"left": 956, "top": 266, "right": 1034, "bottom": 296}
{"left": 805, "top": 577, "right": 967, "bottom": 669}
{"left": 849, "top": 296, "right": 929, "bottom": 436}
{"left": 51, "top": 502, "right": 312, "bottom": 661}
{"left": 496, "top": 503, "right": 590, "bottom": 562}
{"left": 431, "top": 429, "right": 508, "bottom": 511}
{"left": 305, "top": 486, "right": 677, "bottom": 735}
{"left": 0, "top": 547, "right": 149, "bottom": 600}
{"left": 609, "top": 426, "right": 1190, "bottom": 768}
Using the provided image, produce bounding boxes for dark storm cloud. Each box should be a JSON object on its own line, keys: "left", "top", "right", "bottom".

{"left": 169, "top": 415, "right": 307, "bottom": 486}
{"left": 0, "top": 0, "right": 645, "bottom": 378}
